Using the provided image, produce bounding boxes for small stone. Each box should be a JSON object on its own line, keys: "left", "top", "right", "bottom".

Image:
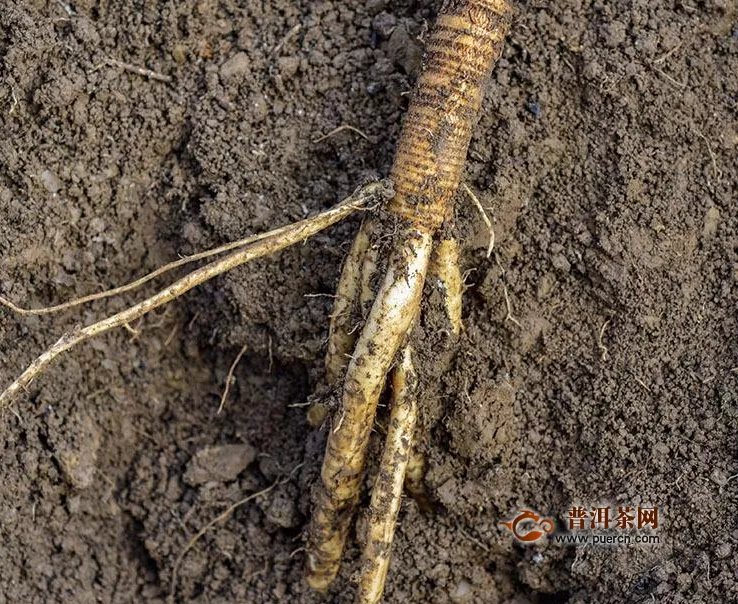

{"left": 709, "top": 468, "right": 727, "bottom": 487}
{"left": 366, "top": 81, "right": 383, "bottom": 95}
{"left": 40, "top": 169, "right": 62, "bottom": 195}
{"left": 249, "top": 92, "right": 268, "bottom": 123}
{"left": 702, "top": 206, "right": 720, "bottom": 239}
{"left": 220, "top": 52, "right": 251, "bottom": 80}
{"left": 372, "top": 12, "right": 397, "bottom": 38}
{"left": 551, "top": 253, "right": 571, "bottom": 273}
{"left": 537, "top": 273, "right": 556, "bottom": 299}
{"left": 184, "top": 444, "right": 256, "bottom": 486}
{"left": 54, "top": 414, "right": 100, "bottom": 490}
{"left": 605, "top": 21, "right": 627, "bottom": 48}
{"left": 715, "top": 542, "right": 731, "bottom": 559}
{"left": 67, "top": 495, "right": 82, "bottom": 514}
{"left": 172, "top": 44, "right": 187, "bottom": 64}
{"left": 450, "top": 579, "right": 473, "bottom": 603}
{"left": 525, "top": 100, "right": 542, "bottom": 118}
{"left": 655, "top": 581, "right": 672, "bottom": 595}
{"left": 387, "top": 25, "right": 422, "bottom": 75}
{"left": 265, "top": 486, "right": 301, "bottom": 528}
{"left": 436, "top": 477, "right": 458, "bottom": 507}
{"left": 277, "top": 56, "right": 299, "bottom": 79}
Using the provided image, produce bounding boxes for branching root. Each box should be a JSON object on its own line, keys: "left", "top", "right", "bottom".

{"left": 306, "top": 0, "right": 512, "bottom": 598}
{"left": 2, "top": 0, "right": 514, "bottom": 601}
{"left": 0, "top": 183, "right": 387, "bottom": 411}
{"left": 306, "top": 224, "right": 432, "bottom": 590}
{"left": 357, "top": 346, "right": 418, "bottom": 604}
{"left": 429, "top": 238, "right": 464, "bottom": 335}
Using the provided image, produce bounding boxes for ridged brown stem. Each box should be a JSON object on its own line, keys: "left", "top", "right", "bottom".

{"left": 388, "top": 0, "right": 511, "bottom": 230}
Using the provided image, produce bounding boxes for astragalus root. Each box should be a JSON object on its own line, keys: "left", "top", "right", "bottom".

{"left": 306, "top": 0, "right": 512, "bottom": 601}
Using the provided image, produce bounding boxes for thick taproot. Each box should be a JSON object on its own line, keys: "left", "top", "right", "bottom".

{"left": 306, "top": 0, "right": 511, "bottom": 592}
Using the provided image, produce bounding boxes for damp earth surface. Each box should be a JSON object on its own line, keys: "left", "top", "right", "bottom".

{"left": 1, "top": 1, "right": 737, "bottom": 602}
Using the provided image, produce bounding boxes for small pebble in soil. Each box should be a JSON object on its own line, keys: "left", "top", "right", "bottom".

{"left": 449, "top": 579, "right": 473, "bottom": 603}
{"left": 551, "top": 253, "right": 571, "bottom": 273}
{"left": 183, "top": 443, "right": 256, "bottom": 486}
{"left": 264, "top": 485, "right": 301, "bottom": 528}
{"left": 366, "top": 81, "right": 384, "bottom": 95}
{"left": 715, "top": 542, "right": 732, "bottom": 559}
{"left": 525, "top": 100, "right": 542, "bottom": 119}
{"left": 709, "top": 468, "right": 727, "bottom": 487}
{"left": 53, "top": 414, "right": 101, "bottom": 490}
{"left": 372, "top": 12, "right": 397, "bottom": 39}
{"left": 278, "top": 56, "right": 300, "bottom": 79}
{"left": 39, "top": 169, "right": 62, "bottom": 195}
{"left": 172, "top": 44, "right": 187, "bottom": 64}
{"left": 220, "top": 52, "right": 251, "bottom": 80}
{"left": 388, "top": 25, "right": 422, "bottom": 75}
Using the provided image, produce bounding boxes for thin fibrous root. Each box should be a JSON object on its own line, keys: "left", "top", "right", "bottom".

{"left": 0, "top": 232, "right": 266, "bottom": 315}
{"left": 105, "top": 57, "right": 172, "bottom": 83}
{"left": 313, "top": 124, "right": 370, "bottom": 144}
{"left": 217, "top": 343, "right": 249, "bottom": 414}
{"left": 462, "top": 183, "right": 495, "bottom": 258}
{"left": 169, "top": 480, "right": 279, "bottom": 602}
{"left": 0, "top": 183, "right": 389, "bottom": 411}
{"left": 169, "top": 462, "right": 303, "bottom": 603}
{"left": 357, "top": 346, "right": 418, "bottom": 604}
{"left": 0, "top": 184, "right": 386, "bottom": 317}
{"left": 429, "top": 238, "right": 463, "bottom": 336}
{"left": 306, "top": 224, "right": 433, "bottom": 591}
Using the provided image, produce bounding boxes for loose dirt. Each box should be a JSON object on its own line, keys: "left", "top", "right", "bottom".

{"left": 1, "top": 1, "right": 736, "bottom": 602}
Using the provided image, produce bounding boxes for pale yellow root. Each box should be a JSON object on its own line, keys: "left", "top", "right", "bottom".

{"left": 313, "top": 220, "right": 379, "bottom": 428}
{"left": 306, "top": 224, "right": 433, "bottom": 590}
{"left": 325, "top": 220, "right": 373, "bottom": 385}
{"left": 429, "top": 238, "right": 463, "bottom": 335}
{"left": 0, "top": 183, "right": 387, "bottom": 411}
{"left": 356, "top": 346, "right": 417, "bottom": 604}
{"left": 404, "top": 445, "right": 432, "bottom": 513}
{"left": 357, "top": 241, "right": 379, "bottom": 321}
{"left": 0, "top": 211, "right": 317, "bottom": 317}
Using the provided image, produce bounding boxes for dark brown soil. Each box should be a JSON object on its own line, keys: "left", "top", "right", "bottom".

{"left": 1, "top": 1, "right": 737, "bottom": 602}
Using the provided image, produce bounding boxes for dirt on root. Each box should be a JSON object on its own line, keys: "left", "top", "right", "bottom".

{"left": 1, "top": 0, "right": 737, "bottom": 603}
